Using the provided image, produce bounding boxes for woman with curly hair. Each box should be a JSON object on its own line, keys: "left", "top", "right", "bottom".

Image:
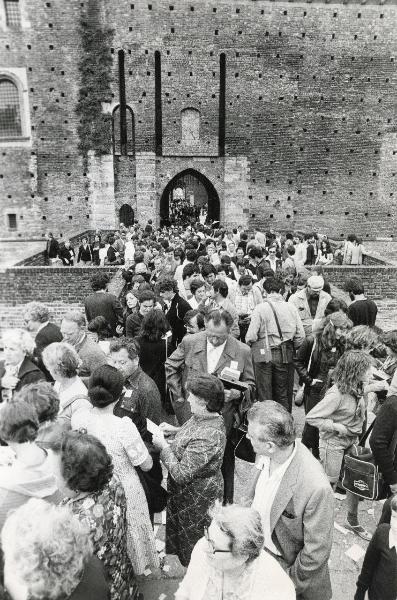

{"left": 294, "top": 311, "right": 353, "bottom": 458}
{"left": 71, "top": 365, "right": 158, "bottom": 575}
{"left": 42, "top": 343, "right": 91, "bottom": 428}
{"left": 1, "top": 498, "right": 109, "bottom": 600}
{"left": 345, "top": 325, "right": 380, "bottom": 353}
{"left": 50, "top": 431, "right": 138, "bottom": 600}
{"left": 137, "top": 309, "right": 174, "bottom": 411}
{"left": 13, "top": 381, "right": 63, "bottom": 449}
{"left": 306, "top": 350, "right": 374, "bottom": 539}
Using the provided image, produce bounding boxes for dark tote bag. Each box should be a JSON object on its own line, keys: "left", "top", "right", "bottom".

{"left": 341, "top": 419, "right": 389, "bottom": 501}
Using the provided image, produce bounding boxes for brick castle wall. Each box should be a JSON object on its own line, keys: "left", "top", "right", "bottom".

{"left": 1, "top": 0, "right": 397, "bottom": 239}
{"left": 0, "top": 265, "right": 123, "bottom": 339}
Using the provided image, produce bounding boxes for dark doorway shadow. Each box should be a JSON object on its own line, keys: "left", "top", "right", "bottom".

{"left": 119, "top": 204, "right": 135, "bottom": 226}
{"left": 160, "top": 169, "right": 220, "bottom": 227}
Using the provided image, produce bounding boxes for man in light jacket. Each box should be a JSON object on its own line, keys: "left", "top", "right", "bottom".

{"left": 246, "top": 401, "right": 334, "bottom": 600}
{"left": 288, "top": 275, "right": 331, "bottom": 337}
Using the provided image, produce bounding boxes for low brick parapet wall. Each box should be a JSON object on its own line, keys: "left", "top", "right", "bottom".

{"left": 322, "top": 265, "right": 397, "bottom": 299}
{"left": 0, "top": 266, "right": 125, "bottom": 340}
{"left": 0, "top": 266, "right": 121, "bottom": 305}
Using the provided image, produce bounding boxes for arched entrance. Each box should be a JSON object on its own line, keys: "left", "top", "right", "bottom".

{"left": 160, "top": 169, "right": 220, "bottom": 227}
{"left": 119, "top": 204, "right": 134, "bottom": 226}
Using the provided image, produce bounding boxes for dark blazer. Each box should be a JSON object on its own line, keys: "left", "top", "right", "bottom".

{"left": 370, "top": 394, "right": 397, "bottom": 485}
{"left": 165, "top": 293, "right": 192, "bottom": 346}
{"left": 165, "top": 331, "right": 255, "bottom": 429}
{"left": 304, "top": 243, "right": 316, "bottom": 265}
{"left": 355, "top": 524, "right": 397, "bottom": 600}
{"left": 138, "top": 336, "right": 175, "bottom": 405}
{"left": 125, "top": 310, "right": 143, "bottom": 338}
{"left": 77, "top": 243, "right": 93, "bottom": 263}
{"left": 0, "top": 357, "right": 45, "bottom": 402}
{"left": 84, "top": 291, "right": 123, "bottom": 336}
{"left": 249, "top": 442, "right": 334, "bottom": 600}
{"left": 45, "top": 238, "right": 59, "bottom": 259}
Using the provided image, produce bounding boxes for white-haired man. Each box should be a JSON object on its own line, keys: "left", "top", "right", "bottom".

{"left": 246, "top": 401, "right": 333, "bottom": 600}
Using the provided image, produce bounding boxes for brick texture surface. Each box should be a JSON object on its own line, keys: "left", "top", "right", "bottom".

{"left": 1, "top": 0, "right": 397, "bottom": 239}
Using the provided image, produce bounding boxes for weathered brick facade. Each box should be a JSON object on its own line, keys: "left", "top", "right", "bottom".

{"left": 1, "top": 0, "right": 396, "bottom": 241}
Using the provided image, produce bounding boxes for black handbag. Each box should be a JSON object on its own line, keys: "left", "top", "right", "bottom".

{"left": 136, "top": 450, "right": 168, "bottom": 514}
{"left": 341, "top": 420, "right": 389, "bottom": 500}
{"left": 232, "top": 411, "right": 256, "bottom": 463}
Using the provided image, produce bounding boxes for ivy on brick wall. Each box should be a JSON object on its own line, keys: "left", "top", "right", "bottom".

{"left": 76, "top": 0, "right": 114, "bottom": 157}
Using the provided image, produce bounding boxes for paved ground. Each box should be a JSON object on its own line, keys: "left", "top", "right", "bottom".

{"left": 138, "top": 404, "right": 383, "bottom": 600}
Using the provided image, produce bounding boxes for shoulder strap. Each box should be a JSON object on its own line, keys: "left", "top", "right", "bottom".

{"left": 307, "top": 338, "right": 317, "bottom": 372}
{"left": 266, "top": 300, "right": 283, "bottom": 341}
{"left": 358, "top": 418, "right": 376, "bottom": 447}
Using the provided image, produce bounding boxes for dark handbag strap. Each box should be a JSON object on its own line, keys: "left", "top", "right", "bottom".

{"left": 267, "top": 300, "right": 284, "bottom": 342}
{"left": 358, "top": 419, "right": 376, "bottom": 447}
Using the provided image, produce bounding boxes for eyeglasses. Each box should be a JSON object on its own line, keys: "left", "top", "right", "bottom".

{"left": 204, "top": 527, "right": 231, "bottom": 555}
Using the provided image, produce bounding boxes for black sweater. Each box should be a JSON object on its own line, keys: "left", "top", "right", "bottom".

{"left": 354, "top": 524, "right": 397, "bottom": 600}
{"left": 369, "top": 395, "right": 397, "bottom": 485}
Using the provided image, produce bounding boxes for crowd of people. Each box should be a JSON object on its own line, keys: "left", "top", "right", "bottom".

{"left": 1, "top": 219, "right": 396, "bottom": 600}
{"left": 44, "top": 222, "right": 366, "bottom": 268}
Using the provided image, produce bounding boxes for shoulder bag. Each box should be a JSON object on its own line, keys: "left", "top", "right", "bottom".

{"left": 267, "top": 300, "right": 293, "bottom": 364}
{"left": 341, "top": 419, "right": 396, "bottom": 500}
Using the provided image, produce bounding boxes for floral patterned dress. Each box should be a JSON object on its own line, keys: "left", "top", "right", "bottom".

{"left": 161, "top": 414, "right": 226, "bottom": 567}
{"left": 72, "top": 409, "right": 159, "bottom": 574}
{"left": 62, "top": 478, "right": 138, "bottom": 600}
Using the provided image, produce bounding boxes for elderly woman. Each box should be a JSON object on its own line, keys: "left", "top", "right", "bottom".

{"left": 0, "top": 329, "right": 44, "bottom": 402}
{"left": 13, "top": 381, "right": 64, "bottom": 449}
{"left": 50, "top": 431, "right": 137, "bottom": 600}
{"left": 42, "top": 342, "right": 91, "bottom": 427}
{"left": 152, "top": 374, "right": 227, "bottom": 567}
{"left": 176, "top": 503, "right": 295, "bottom": 600}
{"left": 306, "top": 350, "right": 374, "bottom": 540}
{"left": 72, "top": 365, "right": 158, "bottom": 574}
{"left": 0, "top": 401, "right": 60, "bottom": 531}
{"left": 1, "top": 498, "right": 109, "bottom": 600}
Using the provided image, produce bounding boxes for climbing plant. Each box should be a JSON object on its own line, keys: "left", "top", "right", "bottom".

{"left": 76, "top": 0, "right": 114, "bottom": 157}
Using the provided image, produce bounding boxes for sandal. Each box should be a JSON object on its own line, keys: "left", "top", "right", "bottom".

{"left": 344, "top": 522, "right": 372, "bottom": 541}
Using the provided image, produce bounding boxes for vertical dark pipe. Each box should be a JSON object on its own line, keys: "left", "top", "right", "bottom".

{"left": 154, "top": 50, "right": 163, "bottom": 156}
{"left": 219, "top": 53, "right": 226, "bottom": 157}
{"left": 118, "top": 49, "right": 127, "bottom": 156}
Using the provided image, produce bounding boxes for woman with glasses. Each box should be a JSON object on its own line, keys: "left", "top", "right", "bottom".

{"left": 175, "top": 503, "right": 295, "bottom": 600}
{"left": 152, "top": 374, "right": 226, "bottom": 567}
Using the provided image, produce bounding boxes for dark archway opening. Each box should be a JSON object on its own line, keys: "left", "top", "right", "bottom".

{"left": 119, "top": 204, "right": 134, "bottom": 226}
{"left": 160, "top": 169, "right": 220, "bottom": 228}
